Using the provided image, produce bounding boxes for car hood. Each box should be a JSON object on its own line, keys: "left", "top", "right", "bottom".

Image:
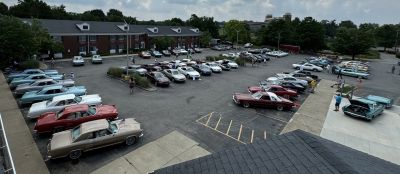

{"left": 113, "top": 118, "right": 141, "bottom": 132}
{"left": 234, "top": 93, "right": 253, "bottom": 100}
{"left": 29, "top": 101, "right": 48, "bottom": 114}
{"left": 21, "top": 91, "right": 38, "bottom": 99}
{"left": 97, "top": 105, "right": 118, "bottom": 115}
{"left": 366, "top": 95, "right": 392, "bottom": 104}
{"left": 172, "top": 74, "right": 186, "bottom": 79}
{"left": 15, "top": 83, "right": 33, "bottom": 90}
{"left": 349, "top": 99, "right": 370, "bottom": 109}
{"left": 248, "top": 86, "right": 263, "bottom": 93}
{"left": 80, "top": 94, "right": 102, "bottom": 104}
{"left": 50, "top": 130, "right": 72, "bottom": 150}
{"left": 68, "top": 86, "right": 86, "bottom": 91}
{"left": 37, "top": 112, "right": 57, "bottom": 125}
{"left": 156, "top": 77, "right": 170, "bottom": 82}
{"left": 210, "top": 66, "right": 222, "bottom": 70}
{"left": 187, "top": 71, "right": 200, "bottom": 76}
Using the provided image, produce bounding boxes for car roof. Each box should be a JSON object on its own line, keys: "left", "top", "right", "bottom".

{"left": 34, "top": 79, "right": 53, "bottom": 83}
{"left": 81, "top": 119, "right": 109, "bottom": 134}
{"left": 270, "top": 85, "right": 282, "bottom": 88}
{"left": 63, "top": 104, "right": 89, "bottom": 114}
{"left": 266, "top": 92, "right": 278, "bottom": 98}
{"left": 42, "top": 85, "right": 63, "bottom": 91}
{"left": 52, "top": 94, "right": 75, "bottom": 101}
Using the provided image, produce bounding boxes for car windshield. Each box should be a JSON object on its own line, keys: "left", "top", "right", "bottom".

{"left": 251, "top": 92, "right": 263, "bottom": 99}
{"left": 56, "top": 109, "right": 65, "bottom": 119}
{"left": 209, "top": 63, "right": 217, "bottom": 67}
{"left": 155, "top": 73, "right": 164, "bottom": 78}
{"left": 108, "top": 122, "right": 118, "bottom": 133}
{"left": 74, "top": 96, "right": 82, "bottom": 103}
{"left": 186, "top": 67, "right": 195, "bottom": 72}
{"left": 71, "top": 126, "right": 81, "bottom": 141}
{"left": 88, "top": 107, "right": 96, "bottom": 115}
{"left": 171, "top": 70, "right": 179, "bottom": 75}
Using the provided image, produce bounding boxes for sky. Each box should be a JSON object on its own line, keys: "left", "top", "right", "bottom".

{"left": 3, "top": 0, "right": 399, "bottom": 25}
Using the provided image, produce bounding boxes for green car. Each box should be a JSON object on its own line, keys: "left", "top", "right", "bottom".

{"left": 342, "top": 98, "right": 384, "bottom": 121}
{"left": 335, "top": 67, "right": 370, "bottom": 79}
{"left": 365, "top": 95, "right": 393, "bottom": 108}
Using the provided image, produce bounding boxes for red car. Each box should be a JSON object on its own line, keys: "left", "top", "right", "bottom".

{"left": 34, "top": 104, "right": 118, "bottom": 134}
{"left": 248, "top": 85, "right": 298, "bottom": 100}
{"left": 233, "top": 92, "right": 294, "bottom": 111}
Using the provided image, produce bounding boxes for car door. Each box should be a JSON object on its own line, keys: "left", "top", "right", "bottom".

{"left": 64, "top": 112, "right": 80, "bottom": 129}
{"left": 53, "top": 100, "right": 67, "bottom": 112}
{"left": 92, "top": 129, "right": 117, "bottom": 149}
{"left": 259, "top": 95, "right": 273, "bottom": 108}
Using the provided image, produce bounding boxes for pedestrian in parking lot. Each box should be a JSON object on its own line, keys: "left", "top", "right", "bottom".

{"left": 337, "top": 68, "right": 343, "bottom": 79}
{"left": 392, "top": 65, "right": 395, "bottom": 74}
{"left": 326, "top": 64, "right": 331, "bottom": 73}
{"left": 129, "top": 77, "right": 135, "bottom": 95}
{"left": 251, "top": 59, "right": 255, "bottom": 67}
{"left": 131, "top": 57, "right": 135, "bottom": 64}
{"left": 50, "top": 58, "right": 55, "bottom": 68}
{"left": 175, "top": 53, "right": 178, "bottom": 60}
{"left": 70, "top": 72, "right": 75, "bottom": 79}
{"left": 61, "top": 73, "right": 66, "bottom": 80}
{"left": 334, "top": 93, "right": 342, "bottom": 111}
{"left": 299, "top": 64, "right": 304, "bottom": 72}
{"left": 309, "top": 80, "right": 317, "bottom": 93}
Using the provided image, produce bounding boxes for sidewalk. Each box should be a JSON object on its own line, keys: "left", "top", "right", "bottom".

{"left": 281, "top": 79, "right": 336, "bottom": 135}
{"left": 0, "top": 72, "right": 49, "bottom": 174}
{"left": 91, "top": 130, "right": 210, "bottom": 174}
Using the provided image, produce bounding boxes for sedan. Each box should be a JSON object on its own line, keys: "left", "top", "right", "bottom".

{"left": 14, "top": 78, "right": 75, "bottom": 97}
{"left": 47, "top": 118, "right": 143, "bottom": 160}
{"left": 7, "top": 69, "right": 59, "bottom": 82}
{"left": 10, "top": 74, "right": 64, "bottom": 89}
{"left": 146, "top": 71, "right": 170, "bottom": 86}
{"left": 120, "top": 65, "right": 147, "bottom": 76}
{"left": 139, "top": 51, "right": 151, "bottom": 59}
{"left": 27, "top": 94, "right": 102, "bottom": 119}
{"left": 20, "top": 85, "right": 87, "bottom": 105}
{"left": 192, "top": 64, "right": 212, "bottom": 76}
{"left": 275, "top": 76, "right": 308, "bottom": 87}
{"left": 292, "top": 63, "right": 323, "bottom": 72}
{"left": 91, "top": 55, "right": 102, "bottom": 64}
{"left": 204, "top": 62, "right": 222, "bottom": 73}
{"left": 179, "top": 49, "right": 188, "bottom": 55}
{"left": 72, "top": 56, "right": 85, "bottom": 66}
{"left": 233, "top": 91, "right": 294, "bottom": 111}
{"left": 218, "top": 64, "right": 231, "bottom": 71}
{"left": 162, "top": 69, "right": 186, "bottom": 82}
{"left": 334, "top": 68, "right": 370, "bottom": 79}
{"left": 194, "top": 48, "right": 202, "bottom": 53}
{"left": 248, "top": 85, "right": 298, "bottom": 100}
{"left": 162, "top": 50, "right": 171, "bottom": 57}
{"left": 342, "top": 98, "right": 384, "bottom": 121}
{"left": 177, "top": 66, "right": 200, "bottom": 80}
{"left": 151, "top": 50, "right": 163, "bottom": 58}
{"left": 34, "top": 104, "right": 118, "bottom": 134}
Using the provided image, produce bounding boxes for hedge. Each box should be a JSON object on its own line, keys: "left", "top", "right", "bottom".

{"left": 20, "top": 60, "right": 40, "bottom": 69}
{"left": 107, "top": 67, "right": 150, "bottom": 88}
{"left": 107, "top": 67, "right": 124, "bottom": 78}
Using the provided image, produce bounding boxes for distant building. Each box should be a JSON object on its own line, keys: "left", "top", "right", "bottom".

{"left": 244, "top": 20, "right": 267, "bottom": 32}
{"left": 283, "top": 12, "right": 292, "bottom": 21}
{"left": 264, "top": 13, "right": 292, "bottom": 24}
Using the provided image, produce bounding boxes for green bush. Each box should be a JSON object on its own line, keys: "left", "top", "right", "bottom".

{"left": 132, "top": 74, "right": 150, "bottom": 88}
{"left": 107, "top": 67, "right": 124, "bottom": 78}
{"left": 337, "top": 85, "right": 355, "bottom": 94}
{"left": 235, "top": 57, "right": 246, "bottom": 66}
{"left": 20, "top": 60, "right": 40, "bottom": 69}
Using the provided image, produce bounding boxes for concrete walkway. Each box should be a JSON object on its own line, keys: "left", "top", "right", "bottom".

{"left": 0, "top": 72, "right": 49, "bottom": 174}
{"left": 281, "top": 79, "right": 336, "bottom": 135}
{"left": 321, "top": 98, "right": 400, "bottom": 165}
{"left": 91, "top": 131, "right": 210, "bottom": 174}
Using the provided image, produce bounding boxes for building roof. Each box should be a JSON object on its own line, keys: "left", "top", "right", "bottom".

{"left": 22, "top": 19, "right": 202, "bottom": 36}
{"left": 153, "top": 130, "right": 400, "bottom": 174}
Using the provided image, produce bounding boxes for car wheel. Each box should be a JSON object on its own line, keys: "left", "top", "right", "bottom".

{"left": 125, "top": 136, "right": 137, "bottom": 146}
{"left": 69, "top": 150, "right": 82, "bottom": 160}
{"left": 243, "top": 102, "right": 250, "bottom": 108}
{"left": 295, "top": 67, "right": 300, "bottom": 70}
{"left": 277, "top": 105, "right": 284, "bottom": 111}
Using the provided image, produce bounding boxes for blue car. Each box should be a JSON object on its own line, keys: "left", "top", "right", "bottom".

{"left": 342, "top": 98, "right": 384, "bottom": 121}
{"left": 365, "top": 95, "right": 393, "bottom": 108}
{"left": 334, "top": 67, "right": 370, "bottom": 79}
{"left": 7, "top": 69, "right": 58, "bottom": 82}
{"left": 10, "top": 74, "right": 64, "bottom": 89}
{"left": 19, "top": 85, "right": 86, "bottom": 105}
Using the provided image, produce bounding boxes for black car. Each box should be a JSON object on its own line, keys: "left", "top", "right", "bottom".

{"left": 218, "top": 64, "right": 231, "bottom": 71}
{"left": 142, "top": 64, "right": 162, "bottom": 72}
{"left": 294, "top": 70, "right": 319, "bottom": 80}
{"left": 192, "top": 64, "right": 212, "bottom": 76}
{"left": 146, "top": 71, "right": 170, "bottom": 86}
{"left": 279, "top": 81, "right": 306, "bottom": 93}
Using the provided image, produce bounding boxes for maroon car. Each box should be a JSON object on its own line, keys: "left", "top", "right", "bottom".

{"left": 248, "top": 85, "right": 298, "bottom": 100}
{"left": 34, "top": 104, "right": 118, "bottom": 134}
{"left": 233, "top": 91, "right": 294, "bottom": 111}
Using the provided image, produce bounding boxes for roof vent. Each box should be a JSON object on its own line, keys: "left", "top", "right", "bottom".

{"left": 117, "top": 24, "right": 129, "bottom": 31}
{"left": 147, "top": 27, "right": 158, "bottom": 33}
{"left": 76, "top": 23, "right": 90, "bottom": 31}
{"left": 190, "top": 28, "right": 200, "bottom": 33}
{"left": 171, "top": 27, "right": 181, "bottom": 33}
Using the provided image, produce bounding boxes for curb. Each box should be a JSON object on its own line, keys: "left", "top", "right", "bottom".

{"left": 105, "top": 74, "right": 157, "bottom": 92}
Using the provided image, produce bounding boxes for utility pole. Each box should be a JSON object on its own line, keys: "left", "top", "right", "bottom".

{"left": 236, "top": 30, "right": 240, "bottom": 50}
{"left": 395, "top": 30, "right": 399, "bottom": 54}
{"left": 277, "top": 32, "right": 281, "bottom": 51}
{"left": 124, "top": 20, "right": 129, "bottom": 76}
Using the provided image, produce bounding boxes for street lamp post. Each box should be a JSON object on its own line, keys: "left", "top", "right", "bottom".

{"left": 277, "top": 32, "right": 281, "bottom": 51}
{"left": 395, "top": 30, "right": 399, "bottom": 54}
{"left": 236, "top": 30, "right": 240, "bottom": 50}
{"left": 124, "top": 20, "right": 129, "bottom": 76}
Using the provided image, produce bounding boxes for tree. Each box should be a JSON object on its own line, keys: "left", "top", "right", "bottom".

{"left": 339, "top": 20, "right": 357, "bottom": 29}
{"left": 321, "top": 20, "right": 338, "bottom": 38}
{"left": 296, "top": 17, "right": 325, "bottom": 51}
{"left": 332, "top": 27, "right": 374, "bottom": 60}
{"left": 163, "top": 17, "right": 185, "bottom": 26}
{"left": 376, "top": 24, "right": 397, "bottom": 50}
{"left": 89, "top": 9, "right": 106, "bottom": 21}
{"left": 9, "top": 0, "right": 52, "bottom": 19}
{"left": 186, "top": 14, "right": 219, "bottom": 38}
{"left": 106, "top": 9, "right": 124, "bottom": 22}
{"left": 152, "top": 37, "right": 174, "bottom": 50}
{"left": 259, "top": 19, "right": 292, "bottom": 47}
{"left": 223, "top": 20, "right": 250, "bottom": 44}
{"left": 0, "top": 2, "right": 8, "bottom": 15}
{"left": 199, "top": 31, "right": 212, "bottom": 47}
{"left": 50, "top": 5, "right": 69, "bottom": 20}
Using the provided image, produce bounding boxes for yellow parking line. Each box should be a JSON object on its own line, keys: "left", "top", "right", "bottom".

{"left": 250, "top": 130, "right": 254, "bottom": 143}
{"left": 205, "top": 112, "right": 214, "bottom": 126}
{"left": 237, "top": 124, "right": 243, "bottom": 141}
{"left": 214, "top": 116, "right": 221, "bottom": 130}
{"left": 226, "top": 120, "right": 233, "bottom": 135}
{"left": 197, "top": 121, "right": 245, "bottom": 144}
{"left": 195, "top": 112, "right": 211, "bottom": 122}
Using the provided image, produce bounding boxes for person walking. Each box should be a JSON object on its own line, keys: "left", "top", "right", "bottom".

{"left": 392, "top": 65, "right": 395, "bottom": 74}
{"left": 61, "top": 73, "right": 66, "bottom": 80}
{"left": 326, "top": 64, "right": 331, "bottom": 74}
{"left": 299, "top": 64, "right": 304, "bottom": 72}
{"left": 70, "top": 72, "right": 75, "bottom": 79}
{"left": 129, "top": 77, "right": 135, "bottom": 95}
{"left": 334, "top": 93, "right": 342, "bottom": 111}
{"left": 131, "top": 57, "right": 136, "bottom": 64}
{"left": 50, "top": 58, "right": 55, "bottom": 68}
{"left": 337, "top": 68, "right": 343, "bottom": 79}
{"left": 309, "top": 80, "right": 317, "bottom": 93}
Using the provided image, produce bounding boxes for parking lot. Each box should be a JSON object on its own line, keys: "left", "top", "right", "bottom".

{"left": 18, "top": 49, "right": 400, "bottom": 173}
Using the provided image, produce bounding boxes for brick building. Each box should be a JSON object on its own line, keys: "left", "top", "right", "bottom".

{"left": 22, "top": 19, "right": 202, "bottom": 58}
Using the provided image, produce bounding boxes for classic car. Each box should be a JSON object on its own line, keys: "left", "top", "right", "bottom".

{"left": 218, "top": 63, "right": 231, "bottom": 71}
{"left": 47, "top": 118, "right": 143, "bottom": 160}
{"left": 342, "top": 98, "right": 384, "bottom": 121}
{"left": 248, "top": 85, "right": 298, "bottom": 99}
{"left": 34, "top": 104, "right": 118, "bottom": 134}
{"left": 162, "top": 69, "right": 186, "bottom": 82}
{"left": 151, "top": 50, "right": 163, "bottom": 58}
{"left": 170, "top": 49, "right": 180, "bottom": 55}
{"left": 179, "top": 49, "right": 188, "bottom": 55}
{"left": 139, "top": 51, "right": 151, "bottom": 59}
{"left": 146, "top": 71, "right": 170, "bottom": 86}
{"left": 27, "top": 94, "right": 102, "bottom": 119}
{"left": 72, "top": 56, "right": 85, "bottom": 66}
{"left": 119, "top": 65, "right": 147, "bottom": 76}
{"left": 7, "top": 69, "right": 59, "bottom": 82}
{"left": 194, "top": 48, "right": 202, "bottom": 53}
{"left": 91, "top": 55, "right": 102, "bottom": 64}
{"left": 191, "top": 64, "right": 212, "bottom": 76}
{"left": 177, "top": 66, "right": 200, "bottom": 80}
{"left": 14, "top": 79, "right": 75, "bottom": 97}
{"left": 365, "top": 95, "right": 393, "bottom": 108}
{"left": 292, "top": 63, "right": 323, "bottom": 72}
{"left": 181, "top": 59, "right": 197, "bottom": 66}
{"left": 20, "top": 85, "right": 87, "bottom": 105}
{"left": 162, "top": 50, "right": 171, "bottom": 57}
{"left": 276, "top": 73, "right": 313, "bottom": 83}
{"left": 233, "top": 91, "right": 294, "bottom": 110}
{"left": 293, "top": 70, "right": 319, "bottom": 80}
{"left": 269, "top": 76, "right": 308, "bottom": 87}
{"left": 10, "top": 74, "right": 64, "bottom": 89}
{"left": 278, "top": 81, "right": 306, "bottom": 93}
{"left": 204, "top": 62, "right": 222, "bottom": 73}
{"left": 334, "top": 67, "right": 370, "bottom": 79}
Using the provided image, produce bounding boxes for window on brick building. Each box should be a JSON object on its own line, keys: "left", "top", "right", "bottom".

{"left": 89, "top": 35, "right": 96, "bottom": 42}
{"left": 110, "top": 35, "right": 116, "bottom": 41}
{"left": 79, "top": 35, "right": 86, "bottom": 42}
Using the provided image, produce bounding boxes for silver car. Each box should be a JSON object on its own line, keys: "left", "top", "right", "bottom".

{"left": 14, "top": 79, "right": 75, "bottom": 97}
{"left": 162, "top": 69, "right": 186, "bottom": 82}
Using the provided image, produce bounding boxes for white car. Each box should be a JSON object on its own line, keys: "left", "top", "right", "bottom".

{"left": 244, "top": 43, "right": 253, "bottom": 48}
{"left": 292, "top": 63, "right": 323, "bottom": 72}
{"left": 72, "top": 56, "right": 85, "bottom": 66}
{"left": 91, "top": 55, "right": 102, "bottom": 64}
{"left": 27, "top": 94, "right": 102, "bottom": 119}
{"left": 216, "top": 60, "right": 238, "bottom": 69}
{"left": 204, "top": 62, "right": 222, "bottom": 73}
{"left": 177, "top": 66, "right": 200, "bottom": 80}
{"left": 120, "top": 65, "right": 147, "bottom": 76}
{"left": 181, "top": 59, "right": 197, "bottom": 66}
{"left": 271, "top": 76, "right": 308, "bottom": 87}
{"left": 179, "top": 49, "right": 188, "bottom": 55}
{"left": 266, "top": 51, "right": 289, "bottom": 57}
{"left": 222, "top": 53, "right": 239, "bottom": 58}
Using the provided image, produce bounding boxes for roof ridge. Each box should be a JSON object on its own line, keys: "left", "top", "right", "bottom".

{"left": 293, "top": 130, "right": 357, "bottom": 174}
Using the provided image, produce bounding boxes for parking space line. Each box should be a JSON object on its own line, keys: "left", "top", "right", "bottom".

{"left": 264, "top": 131, "right": 267, "bottom": 139}
{"left": 226, "top": 120, "right": 233, "bottom": 134}
{"left": 214, "top": 116, "right": 221, "bottom": 130}
{"left": 196, "top": 120, "right": 246, "bottom": 144}
{"left": 237, "top": 124, "right": 243, "bottom": 141}
{"left": 205, "top": 112, "right": 214, "bottom": 126}
{"left": 250, "top": 130, "right": 254, "bottom": 143}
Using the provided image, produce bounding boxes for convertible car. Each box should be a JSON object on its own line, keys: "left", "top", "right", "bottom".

{"left": 342, "top": 98, "right": 384, "bottom": 121}
{"left": 47, "top": 118, "right": 143, "bottom": 160}
{"left": 20, "top": 85, "right": 87, "bottom": 105}
{"left": 365, "top": 95, "right": 393, "bottom": 108}
{"left": 27, "top": 94, "right": 102, "bottom": 119}
{"left": 7, "top": 69, "right": 58, "bottom": 82}
{"left": 10, "top": 74, "right": 64, "bottom": 89}
{"left": 233, "top": 92, "right": 294, "bottom": 110}
{"left": 34, "top": 104, "right": 118, "bottom": 134}
{"left": 14, "top": 79, "right": 75, "bottom": 97}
